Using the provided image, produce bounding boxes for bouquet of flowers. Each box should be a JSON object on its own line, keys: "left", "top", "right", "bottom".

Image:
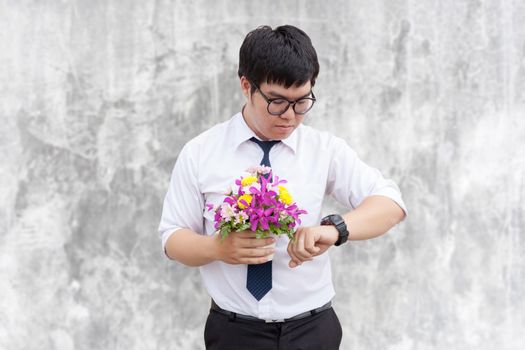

{"left": 207, "top": 165, "right": 307, "bottom": 240}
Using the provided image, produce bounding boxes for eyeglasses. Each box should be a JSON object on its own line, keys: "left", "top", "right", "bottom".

{"left": 251, "top": 82, "right": 316, "bottom": 116}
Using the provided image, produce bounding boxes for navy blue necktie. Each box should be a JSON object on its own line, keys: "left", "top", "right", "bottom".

{"left": 247, "top": 137, "right": 280, "bottom": 301}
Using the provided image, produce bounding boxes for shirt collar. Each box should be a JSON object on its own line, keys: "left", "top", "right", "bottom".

{"left": 230, "top": 110, "right": 298, "bottom": 154}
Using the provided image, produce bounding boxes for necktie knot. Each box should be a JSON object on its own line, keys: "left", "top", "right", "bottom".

{"left": 250, "top": 137, "right": 280, "bottom": 167}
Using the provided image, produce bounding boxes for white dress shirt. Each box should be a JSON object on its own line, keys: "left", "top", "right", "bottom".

{"left": 158, "top": 112, "right": 407, "bottom": 320}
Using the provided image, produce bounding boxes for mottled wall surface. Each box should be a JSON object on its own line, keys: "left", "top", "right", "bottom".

{"left": 1, "top": 0, "right": 524, "bottom": 349}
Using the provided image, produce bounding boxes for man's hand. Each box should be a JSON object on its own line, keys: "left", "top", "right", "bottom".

{"left": 215, "top": 231, "right": 275, "bottom": 265}
{"left": 287, "top": 225, "right": 338, "bottom": 268}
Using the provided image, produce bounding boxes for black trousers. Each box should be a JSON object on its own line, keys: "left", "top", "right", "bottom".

{"left": 204, "top": 307, "right": 342, "bottom": 350}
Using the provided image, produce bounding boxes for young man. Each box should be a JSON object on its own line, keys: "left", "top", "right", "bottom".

{"left": 159, "top": 25, "right": 406, "bottom": 349}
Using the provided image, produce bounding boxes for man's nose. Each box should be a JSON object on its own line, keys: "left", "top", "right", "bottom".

{"left": 279, "top": 105, "right": 296, "bottom": 120}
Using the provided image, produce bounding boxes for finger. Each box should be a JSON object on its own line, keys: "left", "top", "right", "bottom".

{"left": 287, "top": 241, "right": 303, "bottom": 266}
{"left": 241, "top": 247, "right": 275, "bottom": 258}
{"left": 293, "top": 232, "right": 313, "bottom": 260}
{"left": 290, "top": 247, "right": 313, "bottom": 264}
{"left": 238, "top": 231, "right": 277, "bottom": 242}
{"left": 235, "top": 231, "right": 259, "bottom": 238}
{"left": 246, "top": 256, "right": 273, "bottom": 264}
{"left": 239, "top": 252, "right": 274, "bottom": 265}
{"left": 292, "top": 229, "right": 304, "bottom": 251}
{"left": 232, "top": 234, "right": 274, "bottom": 248}
{"left": 305, "top": 232, "right": 321, "bottom": 255}
{"left": 249, "top": 236, "right": 276, "bottom": 248}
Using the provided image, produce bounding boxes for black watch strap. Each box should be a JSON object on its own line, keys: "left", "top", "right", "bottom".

{"left": 320, "top": 214, "right": 349, "bottom": 246}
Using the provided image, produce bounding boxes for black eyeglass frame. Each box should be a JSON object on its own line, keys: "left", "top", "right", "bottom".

{"left": 251, "top": 82, "right": 317, "bottom": 116}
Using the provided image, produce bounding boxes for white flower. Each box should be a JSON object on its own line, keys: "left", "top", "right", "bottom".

{"left": 224, "top": 185, "right": 233, "bottom": 195}
{"left": 220, "top": 204, "right": 235, "bottom": 220}
{"left": 235, "top": 212, "right": 248, "bottom": 224}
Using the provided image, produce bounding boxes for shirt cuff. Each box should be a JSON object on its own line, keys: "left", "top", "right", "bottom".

{"left": 160, "top": 228, "right": 181, "bottom": 253}
{"left": 371, "top": 189, "right": 408, "bottom": 218}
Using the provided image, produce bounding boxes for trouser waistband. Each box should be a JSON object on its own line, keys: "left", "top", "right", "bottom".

{"left": 210, "top": 299, "right": 332, "bottom": 323}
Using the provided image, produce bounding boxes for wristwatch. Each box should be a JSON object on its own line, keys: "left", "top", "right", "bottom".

{"left": 320, "top": 214, "right": 349, "bottom": 246}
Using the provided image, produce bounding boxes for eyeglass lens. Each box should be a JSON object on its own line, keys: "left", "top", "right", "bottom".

{"left": 268, "top": 98, "right": 314, "bottom": 115}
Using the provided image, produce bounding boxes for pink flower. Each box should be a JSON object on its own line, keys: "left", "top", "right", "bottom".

{"left": 245, "top": 165, "right": 271, "bottom": 175}
{"left": 243, "top": 182, "right": 261, "bottom": 194}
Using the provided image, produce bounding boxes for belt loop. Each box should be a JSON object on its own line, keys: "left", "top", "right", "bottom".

{"left": 228, "top": 312, "right": 237, "bottom": 322}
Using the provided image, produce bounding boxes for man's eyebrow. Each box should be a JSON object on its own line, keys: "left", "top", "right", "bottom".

{"left": 266, "top": 90, "right": 313, "bottom": 100}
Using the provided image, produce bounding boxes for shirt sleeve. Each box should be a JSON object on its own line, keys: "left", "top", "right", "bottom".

{"left": 326, "top": 137, "right": 407, "bottom": 215}
{"left": 158, "top": 143, "right": 205, "bottom": 252}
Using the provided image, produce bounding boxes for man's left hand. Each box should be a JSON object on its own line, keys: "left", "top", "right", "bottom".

{"left": 287, "top": 225, "right": 338, "bottom": 268}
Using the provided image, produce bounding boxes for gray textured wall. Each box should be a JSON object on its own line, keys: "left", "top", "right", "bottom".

{"left": 1, "top": 0, "right": 524, "bottom": 349}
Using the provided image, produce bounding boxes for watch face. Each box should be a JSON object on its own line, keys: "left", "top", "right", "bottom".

{"left": 321, "top": 215, "right": 332, "bottom": 225}
{"left": 330, "top": 215, "right": 344, "bottom": 226}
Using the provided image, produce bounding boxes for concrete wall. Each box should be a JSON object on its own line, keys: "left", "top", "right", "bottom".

{"left": 1, "top": 0, "right": 524, "bottom": 349}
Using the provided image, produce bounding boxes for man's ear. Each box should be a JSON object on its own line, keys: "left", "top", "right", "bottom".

{"left": 240, "top": 76, "right": 251, "bottom": 98}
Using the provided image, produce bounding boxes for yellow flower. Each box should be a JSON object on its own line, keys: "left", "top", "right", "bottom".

{"left": 237, "top": 194, "right": 253, "bottom": 209}
{"left": 241, "top": 176, "right": 258, "bottom": 187}
{"left": 278, "top": 185, "right": 293, "bottom": 205}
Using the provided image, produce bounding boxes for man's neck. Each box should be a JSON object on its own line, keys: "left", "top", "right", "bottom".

{"left": 241, "top": 105, "right": 270, "bottom": 141}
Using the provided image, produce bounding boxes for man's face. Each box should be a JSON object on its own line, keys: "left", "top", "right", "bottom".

{"left": 241, "top": 77, "right": 313, "bottom": 141}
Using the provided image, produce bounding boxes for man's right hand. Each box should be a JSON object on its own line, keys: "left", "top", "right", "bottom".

{"left": 214, "top": 231, "right": 275, "bottom": 265}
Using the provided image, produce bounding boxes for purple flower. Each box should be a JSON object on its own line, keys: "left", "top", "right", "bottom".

{"left": 206, "top": 166, "right": 307, "bottom": 240}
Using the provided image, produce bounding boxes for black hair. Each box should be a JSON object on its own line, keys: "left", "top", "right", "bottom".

{"left": 238, "top": 25, "right": 320, "bottom": 93}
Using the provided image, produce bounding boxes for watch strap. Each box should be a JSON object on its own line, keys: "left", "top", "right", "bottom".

{"left": 321, "top": 214, "right": 349, "bottom": 246}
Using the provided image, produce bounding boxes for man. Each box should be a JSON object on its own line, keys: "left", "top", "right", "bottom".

{"left": 159, "top": 25, "right": 406, "bottom": 349}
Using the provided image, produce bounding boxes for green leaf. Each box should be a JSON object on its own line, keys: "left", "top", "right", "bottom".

{"left": 238, "top": 223, "right": 250, "bottom": 231}
{"left": 220, "top": 227, "right": 231, "bottom": 241}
